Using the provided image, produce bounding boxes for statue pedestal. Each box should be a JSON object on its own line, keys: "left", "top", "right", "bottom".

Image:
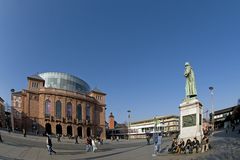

{"left": 179, "top": 98, "right": 203, "bottom": 142}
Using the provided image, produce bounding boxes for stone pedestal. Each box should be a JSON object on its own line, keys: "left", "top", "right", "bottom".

{"left": 179, "top": 98, "right": 203, "bottom": 142}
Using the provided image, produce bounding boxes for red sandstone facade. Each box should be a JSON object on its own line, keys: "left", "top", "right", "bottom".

{"left": 12, "top": 74, "right": 106, "bottom": 139}
{"left": 108, "top": 112, "right": 115, "bottom": 129}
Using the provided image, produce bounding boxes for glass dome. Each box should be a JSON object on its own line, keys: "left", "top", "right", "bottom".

{"left": 38, "top": 72, "right": 91, "bottom": 93}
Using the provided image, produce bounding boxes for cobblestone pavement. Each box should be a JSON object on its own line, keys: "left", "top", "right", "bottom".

{"left": 0, "top": 127, "right": 240, "bottom": 160}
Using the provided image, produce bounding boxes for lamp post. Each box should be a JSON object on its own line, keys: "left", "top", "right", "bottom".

{"left": 209, "top": 86, "right": 214, "bottom": 131}
{"left": 127, "top": 110, "right": 131, "bottom": 138}
{"left": 10, "top": 89, "right": 15, "bottom": 132}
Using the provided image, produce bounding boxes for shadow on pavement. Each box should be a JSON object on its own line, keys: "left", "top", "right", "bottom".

{"left": 73, "top": 145, "right": 147, "bottom": 160}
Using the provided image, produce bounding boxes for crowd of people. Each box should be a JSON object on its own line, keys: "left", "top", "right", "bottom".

{"left": 45, "top": 134, "right": 104, "bottom": 155}
{"left": 168, "top": 136, "right": 209, "bottom": 154}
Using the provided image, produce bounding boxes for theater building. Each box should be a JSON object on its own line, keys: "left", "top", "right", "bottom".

{"left": 11, "top": 72, "right": 106, "bottom": 139}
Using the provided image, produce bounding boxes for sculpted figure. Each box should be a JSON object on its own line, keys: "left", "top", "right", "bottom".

{"left": 184, "top": 62, "right": 197, "bottom": 98}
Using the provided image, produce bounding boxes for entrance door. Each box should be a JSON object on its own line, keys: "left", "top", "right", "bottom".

{"left": 77, "top": 127, "right": 82, "bottom": 138}
{"left": 87, "top": 127, "right": 91, "bottom": 137}
{"left": 56, "top": 124, "right": 62, "bottom": 135}
{"left": 67, "top": 126, "right": 72, "bottom": 136}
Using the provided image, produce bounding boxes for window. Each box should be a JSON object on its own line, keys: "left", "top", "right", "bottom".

{"left": 66, "top": 102, "right": 72, "bottom": 120}
{"left": 32, "top": 82, "right": 39, "bottom": 88}
{"left": 77, "top": 104, "right": 82, "bottom": 120}
{"left": 199, "top": 114, "right": 202, "bottom": 125}
{"left": 86, "top": 103, "right": 90, "bottom": 121}
{"left": 45, "top": 100, "right": 51, "bottom": 117}
{"left": 56, "top": 100, "right": 62, "bottom": 119}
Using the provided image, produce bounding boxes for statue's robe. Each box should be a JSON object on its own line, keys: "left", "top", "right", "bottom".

{"left": 184, "top": 66, "right": 197, "bottom": 97}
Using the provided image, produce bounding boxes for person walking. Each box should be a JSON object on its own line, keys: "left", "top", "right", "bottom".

{"left": 156, "top": 133, "right": 162, "bottom": 153}
{"left": 57, "top": 134, "right": 61, "bottom": 142}
{"left": 86, "top": 136, "right": 92, "bottom": 152}
{"left": 146, "top": 134, "right": 150, "bottom": 145}
{"left": 46, "top": 134, "right": 56, "bottom": 155}
{"left": 92, "top": 138, "right": 97, "bottom": 152}
{"left": 75, "top": 135, "right": 79, "bottom": 144}
{"left": 153, "top": 133, "right": 158, "bottom": 155}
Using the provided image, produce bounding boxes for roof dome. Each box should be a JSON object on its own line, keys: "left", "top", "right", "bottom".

{"left": 38, "top": 72, "right": 90, "bottom": 93}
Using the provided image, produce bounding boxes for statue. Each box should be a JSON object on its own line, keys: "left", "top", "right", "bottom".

{"left": 184, "top": 62, "right": 197, "bottom": 98}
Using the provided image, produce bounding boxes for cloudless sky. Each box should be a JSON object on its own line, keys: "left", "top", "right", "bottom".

{"left": 1, "top": 0, "right": 240, "bottom": 123}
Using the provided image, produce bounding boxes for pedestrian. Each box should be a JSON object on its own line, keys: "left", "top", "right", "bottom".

{"left": 0, "top": 132, "right": 3, "bottom": 142}
{"left": 86, "top": 136, "right": 92, "bottom": 152}
{"left": 23, "top": 128, "right": 26, "bottom": 137}
{"left": 156, "top": 133, "right": 162, "bottom": 153}
{"left": 192, "top": 137, "right": 200, "bottom": 153}
{"left": 185, "top": 139, "right": 193, "bottom": 154}
{"left": 201, "top": 136, "right": 207, "bottom": 152}
{"left": 46, "top": 134, "right": 56, "bottom": 155}
{"left": 146, "top": 134, "right": 150, "bottom": 145}
{"left": 75, "top": 135, "right": 79, "bottom": 144}
{"left": 92, "top": 138, "right": 97, "bottom": 152}
{"left": 153, "top": 133, "right": 158, "bottom": 154}
{"left": 57, "top": 134, "right": 61, "bottom": 142}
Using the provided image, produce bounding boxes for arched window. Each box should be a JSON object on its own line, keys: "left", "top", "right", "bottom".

{"left": 86, "top": 103, "right": 90, "bottom": 121}
{"left": 66, "top": 102, "right": 72, "bottom": 120}
{"left": 77, "top": 104, "right": 82, "bottom": 121}
{"left": 56, "top": 100, "right": 62, "bottom": 119}
{"left": 45, "top": 100, "right": 51, "bottom": 118}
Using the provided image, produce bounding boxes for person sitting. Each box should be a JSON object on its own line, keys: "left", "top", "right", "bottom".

{"left": 176, "top": 139, "right": 185, "bottom": 154}
{"left": 168, "top": 138, "right": 178, "bottom": 153}
{"left": 184, "top": 139, "right": 193, "bottom": 154}
{"left": 192, "top": 137, "right": 200, "bottom": 153}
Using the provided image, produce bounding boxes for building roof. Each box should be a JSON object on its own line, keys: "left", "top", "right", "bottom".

{"left": 27, "top": 74, "right": 45, "bottom": 81}
{"left": 12, "top": 91, "right": 22, "bottom": 96}
{"left": 214, "top": 106, "right": 237, "bottom": 115}
{"left": 38, "top": 72, "right": 91, "bottom": 94}
{"left": 131, "top": 115, "right": 179, "bottom": 125}
{"left": 0, "top": 97, "right": 4, "bottom": 103}
{"left": 91, "top": 87, "right": 106, "bottom": 95}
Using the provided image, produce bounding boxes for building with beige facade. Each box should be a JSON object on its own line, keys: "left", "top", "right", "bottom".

{"left": 129, "top": 115, "right": 179, "bottom": 139}
{"left": 0, "top": 97, "right": 5, "bottom": 128}
{"left": 11, "top": 72, "right": 106, "bottom": 139}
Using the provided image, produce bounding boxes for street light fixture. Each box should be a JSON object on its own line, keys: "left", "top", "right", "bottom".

{"left": 127, "top": 110, "right": 131, "bottom": 138}
{"left": 209, "top": 86, "right": 214, "bottom": 131}
{"left": 10, "top": 89, "right": 15, "bottom": 133}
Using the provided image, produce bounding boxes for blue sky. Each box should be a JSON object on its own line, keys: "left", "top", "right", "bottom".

{"left": 1, "top": 0, "right": 240, "bottom": 123}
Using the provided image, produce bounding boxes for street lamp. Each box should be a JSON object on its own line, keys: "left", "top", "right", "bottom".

{"left": 10, "top": 89, "right": 15, "bottom": 132}
{"left": 209, "top": 86, "right": 214, "bottom": 131}
{"left": 127, "top": 110, "right": 131, "bottom": 138}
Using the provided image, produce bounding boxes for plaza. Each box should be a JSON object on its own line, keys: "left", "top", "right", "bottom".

{"left": 1, "top": 1, "right": 240, "bottom": 160}
{"left": 0, "top": 126, "right": 240, "bottom": 160}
